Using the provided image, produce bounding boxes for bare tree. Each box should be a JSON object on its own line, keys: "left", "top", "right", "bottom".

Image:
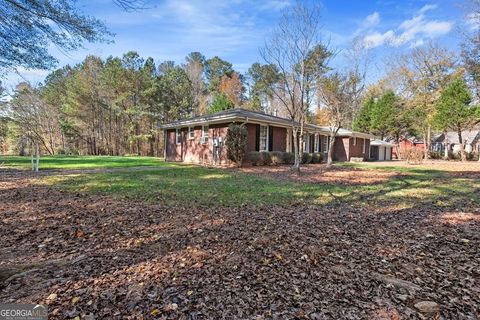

{"left": 316, "top": 39, "right": 369, "bottom": 167}
{"left": 184, "top": 52, "right": 207, "bottom": 116}
{"left": 317, "top": 72, "right": 361, "bottom": 166}
{"left": 260, "top": 2, "right": 329, "bottom": 171}
{"left": 388, "top": 42, "right": 457, "bottom": 158}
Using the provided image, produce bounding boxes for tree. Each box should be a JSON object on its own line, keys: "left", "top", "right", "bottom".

{"left": 390, "top": 42, "right": 457, "bottom": 157}
{"left": 208, "top": 94, "right": 234, "bottom": 114}
{"left": 219, "top": 72, "right": 244, "bottom": 106}
{"left": 246, "top": 63, "right": 280, "bottom": 112}
{"left": 8, "top": 82, "right": 62, "bottom": 155}
{"left": 370, "top": 91, "right": 397, "bottom": 140}
{"left": 0, "top": 0, "right": 111, "bottom": 73}
{"left": 226, "top": 123, "right": 247, "bottom": 166}
{"left": 352, "top": 97, "right": 374, "bottom": 133}
{"left": 434, "top": 78, "right": 479, "bottom": 161}
{"left": 261, "top": 2, "right": 329, "bottom": 171}
{"left": 184, "top": 52, "right": 207, "bottom": 116}
{"left": 461, "top": 0, "right": 480, "bottom": 100}
{"left": 205, "top": 56, "right": 233, "bottom": 94}
{"left": 317, "top": 72, "right": 359, "bottom": 166}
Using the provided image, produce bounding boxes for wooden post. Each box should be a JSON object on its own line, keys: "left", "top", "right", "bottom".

{"left": 35, "top": 141, "right": 40, "bottom": 172}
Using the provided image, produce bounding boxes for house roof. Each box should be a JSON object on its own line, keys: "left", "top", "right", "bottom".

{"left": 159, "top": 108, "right": 374, "bottom": 138}
{"left": 435, "top": 130, "right": 480, "bottom": 145}
{"left": 370, "top": 139, "right": 396, "bottom": 147}
{"left": 159, "top": 108, "right": 301, "bottom": 130}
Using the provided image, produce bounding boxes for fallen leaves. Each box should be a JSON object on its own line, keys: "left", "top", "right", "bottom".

{"left": 0, "top": 169, "right": 478, "bottom": 319}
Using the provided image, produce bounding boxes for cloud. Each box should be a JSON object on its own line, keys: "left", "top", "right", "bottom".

{"left": 364, "top": 30, "right": 395, "bottom": 48}
{"left": 362, "top": 12, "right": 380, "bottom": 28}
{"left": 260, "top": 0, "right": 291, "bottom": 11}
{"left": 418, "top": 4, "right": 437, "bottom": 14}
{"left": 363, "top": 5, "right": 452, "bottom": 49}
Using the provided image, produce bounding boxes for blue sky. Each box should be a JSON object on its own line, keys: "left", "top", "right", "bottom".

{"left": 5, "top": 0, "right": 466, "bottom": 89}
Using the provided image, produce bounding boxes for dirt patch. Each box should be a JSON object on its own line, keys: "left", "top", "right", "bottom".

{"left": 238, "top": 164, "right": 401, "bottom": 186}
{"left": 0, "top": 173, "right": 479, "bottom": 319}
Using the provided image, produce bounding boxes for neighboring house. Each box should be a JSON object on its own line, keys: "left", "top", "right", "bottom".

{"left": 159, "top": 108, "right": 374, "bottom": 165}
{"left": 370, "top": 140, "right": 395, "bottom": 161}
{"left": 432, "top": 129, "right": 480, "bottom": 156}
{"left": 390, "top": 135, "right": 425, "bottom": 159}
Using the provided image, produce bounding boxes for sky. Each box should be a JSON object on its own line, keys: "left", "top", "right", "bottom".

{"left": 4, "top": 0, "right": 468, "bottom": 90}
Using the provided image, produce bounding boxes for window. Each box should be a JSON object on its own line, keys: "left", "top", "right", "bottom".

{"left": 175, "top": 128, "right": 181, "bottom": 145}
{"left": 303, "top": 134, "right": 309, "bottom": 152}
{"left": 259, "top": 125, "right": 268, "bottom": 151}
{"left": 353, "top": 137, "right": 357, "bottom": 146}
{"left": 323, "top": 136, "right": 329, "bottom": 153}
{"left": 201, "top": 125, "right": 209, "bottom": 144}
{"left": 362, "top": 138, "right": 366, "bottom": 154}
{"left": 188, "top": 127, "right": 195, "bottom": 140}
{"left": 314, "top": 134, "right": 319, "bottom": 152}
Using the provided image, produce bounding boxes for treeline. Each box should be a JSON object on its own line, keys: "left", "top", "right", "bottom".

{"left": 0, "top": 51, "right": 280, "bottom": 156}
{"left": 350, "top": 42, "right": 480, "bottom": 161}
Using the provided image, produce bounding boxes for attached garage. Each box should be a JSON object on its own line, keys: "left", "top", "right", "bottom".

{"left": 370, "top": 140, "right": 394, "bottom": 161}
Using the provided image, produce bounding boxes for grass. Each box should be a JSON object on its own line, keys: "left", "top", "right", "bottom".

{"left": 0, "top": 155, "right": 169, "bottom": 170}
{"left": 3, "top": 155, "right": 477, "bottom": 208}
{"left": 40, "top": 162, "right": 480, "bottom": 209}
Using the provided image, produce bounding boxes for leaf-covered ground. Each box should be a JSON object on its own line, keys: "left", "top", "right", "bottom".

{"left": 0, "top": 163, "right": 479, "bottom": 319}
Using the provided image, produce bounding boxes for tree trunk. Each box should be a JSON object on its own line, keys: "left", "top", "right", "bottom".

{"left": 292, "top": 127, "right": 300, "bottom": 172}
{"left": 425, "top": 125, "right": 432, "bottom": 159}
{"left": 395, "top": 140, "right": 401, "bottom": 160}
{"left": 327, "top": 133, "right": 335, "bottom": 167}
{"left": 458, "top": 129, "right": 467, "bottom": 162}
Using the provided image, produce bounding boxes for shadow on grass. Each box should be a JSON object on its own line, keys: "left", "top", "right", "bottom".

{"left": 0, "top": 155, "right": 168, "bottom": 170}
{"left": 38, "top": 164, "right": 480, "bottom": 211}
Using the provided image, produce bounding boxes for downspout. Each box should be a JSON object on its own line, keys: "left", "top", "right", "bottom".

{"left": 163, "top": 129, "right": 167, "bottom": 161}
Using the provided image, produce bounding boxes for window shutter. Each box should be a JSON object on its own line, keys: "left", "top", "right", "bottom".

{"left": 255, "top": 124, "right": 260, "bottom": 151}
{"left": 268, "top": 126, "right": 273, "bottom": 151}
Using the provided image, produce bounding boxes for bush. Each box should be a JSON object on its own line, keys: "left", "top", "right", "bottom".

{"left": 262, "top": 152, "right": 272, "bottom": 165}
{"left": 311, "top": 152, "right": 323, "bottom": 163}
{"left": 405, "top": 148, "right": 424, "bottom": 165}
{"left": 269, "top": 151, "right": 285, "bottom": 165}
{"left": 226, "top": 123, "right": 248, "bottom": 166}
{"left": 246, "top": 151, "right": 265, "bottom": 166}
{"left": 467, "top": 152, "right": 479, "bottom": 161}
{"left": 246, "top": 151, "right": 322, "bottom": 165}
{"left": 302, "top": 153, "right": 313, "bottom": 164}
{"left": 283, "top": 152, "right": 295, "bottom": 164}
{"left": 430, "top": 151, "right": 442, "bottom": 160}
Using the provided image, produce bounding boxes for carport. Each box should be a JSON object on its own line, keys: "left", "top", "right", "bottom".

{"left": 370, "top": 140, "right": 395, "bottom": 161}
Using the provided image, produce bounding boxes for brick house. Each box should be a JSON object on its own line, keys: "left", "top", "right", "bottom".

{"left": 160, "top": 109, "right": 374, "bottom": 165}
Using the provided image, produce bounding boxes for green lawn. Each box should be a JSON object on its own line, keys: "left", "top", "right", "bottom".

{"left": 3, "top": 155, "right": 477, "bottom": 208}
{"left": 0, "top": 155, "right": 169, "bottom": 170}
{"left": 40, "top": 162, "right": 480, "bottom": 209}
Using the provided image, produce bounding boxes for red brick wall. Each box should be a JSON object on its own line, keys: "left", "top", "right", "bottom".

{"left": 246, "top": 123, "right": 257, "bottom": 153}
{"left": 349, "top": 137, "right": 370, "bottom": 160}
{"left": 333, "top": 137, "right": 349, "bottom": 161}
{"left": 392, "top": 140, "right": 425, "bottom": 159}
{"left": 272, "top": 126, "right": 287, "bottom": 152}
{"left": 165, "top": 125, "right": 230, "bottom": 164}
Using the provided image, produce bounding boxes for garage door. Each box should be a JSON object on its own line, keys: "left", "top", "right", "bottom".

{"left": 379, "top": 146, "right": 385, "bottom": 161}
